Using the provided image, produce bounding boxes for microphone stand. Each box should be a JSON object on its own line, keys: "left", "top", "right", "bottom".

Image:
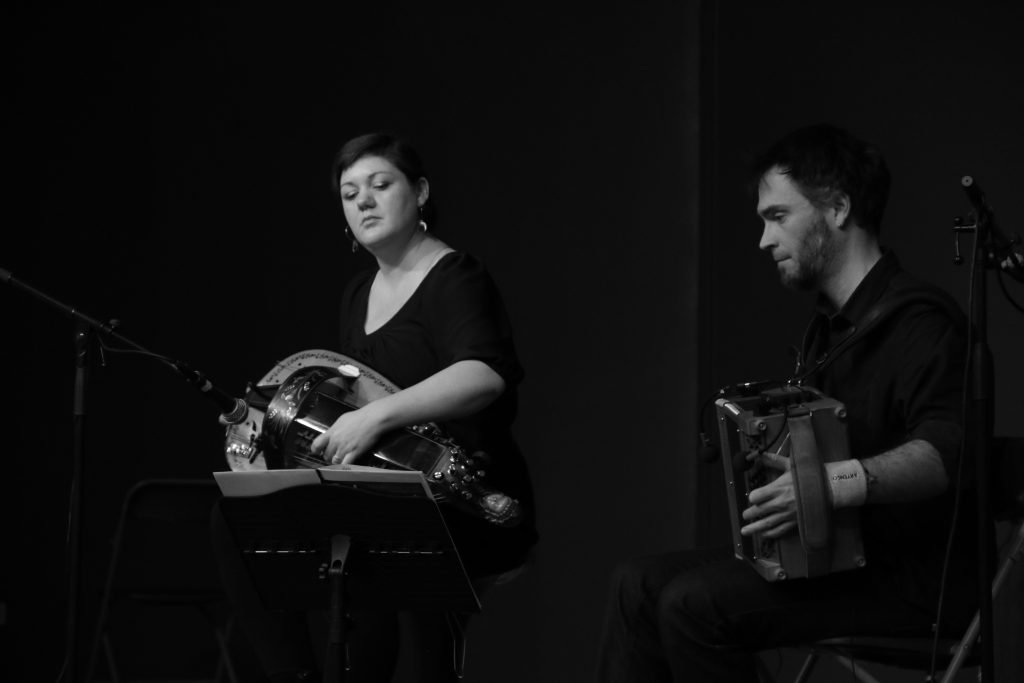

{"left": 951, "top": 174, "right": 1019, "bottom": 682}
{"left": 0, "top": 266, "right": 247, "bottom": 682}
{"left": 67, "top": 322, "right": 89, "bottom": 683}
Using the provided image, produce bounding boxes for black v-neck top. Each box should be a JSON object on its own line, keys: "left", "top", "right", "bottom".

{"left": 338, "top": 251, "right": 536, "bottom": 575}
{"left": 340, "top": 251, "right": 524, "bottom": 392}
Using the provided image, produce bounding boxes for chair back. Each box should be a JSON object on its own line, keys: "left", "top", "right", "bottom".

{"left": 106, "top": 478, "right": 223, "bottom": 599}
{"left": 87, "top": 478, "right": 235, "bottom": 683}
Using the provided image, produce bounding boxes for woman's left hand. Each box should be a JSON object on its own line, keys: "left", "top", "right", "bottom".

{"left": 310, "top": 403, "right": 387, "bottom": 465}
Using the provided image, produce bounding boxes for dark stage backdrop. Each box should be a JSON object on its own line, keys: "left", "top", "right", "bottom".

{"left": 4, "top": 2, "right": 700, "bottom": 681}
{"left": 6, "top": 2, "right": 1023, "bottom": 682}
{"left": 698, "top": 1, "right": 1024, "bottom": 680}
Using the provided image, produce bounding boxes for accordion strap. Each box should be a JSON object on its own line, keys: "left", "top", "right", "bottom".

{"left": 788, "top": 413, "right": 832, "bottom": 577}
{"left": 793, "top": 287, "right": 963, "bottom": 385}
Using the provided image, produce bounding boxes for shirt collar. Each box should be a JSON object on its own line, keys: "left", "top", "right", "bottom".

{"left": 814, "top": 249, "right": 899, "bottom": 331}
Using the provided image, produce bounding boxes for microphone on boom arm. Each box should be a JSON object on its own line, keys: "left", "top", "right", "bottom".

{"left": 960, "top": 175, "right": 1024, "bottom": 283}
{"left": 172, "top": 360, "right": 250, "bottom": 425}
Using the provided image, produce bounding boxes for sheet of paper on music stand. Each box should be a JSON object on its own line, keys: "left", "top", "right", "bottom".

{"left": 213, "top": 464, "right": 434, "bottom": 498}
{"left": 214, "top": 469, "right": 320, "bottom": 497}
{"left": 318, "top": 464, "right": 434, "bottom": 496}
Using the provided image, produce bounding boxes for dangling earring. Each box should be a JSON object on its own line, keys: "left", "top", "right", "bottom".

{"left": 418, "top": 205, "right": 428, "bottom": 233}
{"left": 345, "top": 227, "right": 359, "bottom": 253}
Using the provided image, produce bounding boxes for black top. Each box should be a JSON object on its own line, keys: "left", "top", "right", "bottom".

{"left": 338, "top": 251, "right": 537, "bottom": 576}
{"left": 800, "top": 250, "right": 976, "bottom": 616}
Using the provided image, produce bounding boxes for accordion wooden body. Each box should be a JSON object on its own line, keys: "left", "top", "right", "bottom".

{"left": 715, "top": 384, "right": 865, "bottom": 581}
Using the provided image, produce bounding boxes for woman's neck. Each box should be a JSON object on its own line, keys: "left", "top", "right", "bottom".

{"left": 372, "top": 230, "right": 450, "bottom": 282}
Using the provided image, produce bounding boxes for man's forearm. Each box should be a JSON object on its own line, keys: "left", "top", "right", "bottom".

{"left": 859, "top": 438, "right": 949, "bottom": 504}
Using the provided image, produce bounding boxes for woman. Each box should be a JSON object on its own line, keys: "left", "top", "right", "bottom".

{"left": 322, "top": 131, "right": 535, "bottom": 577}
{"left": 218, "top": 133, "right": 536, "bottom": 682}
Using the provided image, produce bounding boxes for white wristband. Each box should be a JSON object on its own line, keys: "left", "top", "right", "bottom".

{"left": 824, "top": 459, "right": 869, "bottom": 508}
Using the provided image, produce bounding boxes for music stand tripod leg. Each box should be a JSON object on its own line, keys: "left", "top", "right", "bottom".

{"left": 324, "top": 534, "right": 352, "bottom": 683}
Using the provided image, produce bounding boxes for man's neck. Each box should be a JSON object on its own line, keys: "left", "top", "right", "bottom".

{"left": 820, "top": 233, "right": 883, "bottom": 311}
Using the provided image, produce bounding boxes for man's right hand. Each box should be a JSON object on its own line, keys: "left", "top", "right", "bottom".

{"left": 741, "top": 471, "right": 798, "bottom": 538}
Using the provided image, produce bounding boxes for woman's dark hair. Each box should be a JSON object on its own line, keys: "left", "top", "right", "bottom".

{"left": 331, "top": 132, "right": 436, "bottom": 226}
{"left": 748, "top": 124, "right": 890, "bottom": 235}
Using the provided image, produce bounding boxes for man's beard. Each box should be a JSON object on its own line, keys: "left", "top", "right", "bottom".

{"left": 780, "top": 213, "right": 838, "bottom": 291}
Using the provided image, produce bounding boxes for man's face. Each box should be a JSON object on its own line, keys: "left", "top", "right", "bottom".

{"left": 756, "top": 168, "right": 838, "bottom": 291}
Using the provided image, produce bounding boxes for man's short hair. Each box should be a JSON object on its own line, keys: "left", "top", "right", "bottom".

{"left": 750, "top": 124, "right": 890, "bottom": 235}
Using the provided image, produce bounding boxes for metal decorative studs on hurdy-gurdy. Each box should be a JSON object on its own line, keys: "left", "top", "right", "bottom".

{"left": 715, "top": 383, "right": 865, "bottom": 581}
{"left": 223, "top": 349, "right": 522, "bottom": 527}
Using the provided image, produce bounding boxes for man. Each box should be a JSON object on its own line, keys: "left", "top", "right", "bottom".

{"left": 596, "top": 124, "right": 976, "bottom": 682}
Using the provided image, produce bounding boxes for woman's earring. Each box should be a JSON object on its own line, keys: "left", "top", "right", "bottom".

{"left": 345, "top": 227, "right": 359, "bottom": 253}
{"left": 418, "top": 205, "right": 428, "bottom": 232}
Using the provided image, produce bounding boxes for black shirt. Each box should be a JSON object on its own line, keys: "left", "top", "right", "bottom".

{"left": 800, "top": 251, "right": 974, "bottom": 614}
{"left": 338, "top": 251, "right": 537, "bottom": 576}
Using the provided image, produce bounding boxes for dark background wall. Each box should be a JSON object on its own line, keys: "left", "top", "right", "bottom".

{"left": 4, "top": 2, "right": 699, "bottom": 681}
{"left": 3, "top": 1, "right": 1022, "bottom": 682}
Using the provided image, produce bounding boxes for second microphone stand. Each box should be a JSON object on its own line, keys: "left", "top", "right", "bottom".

{"left": 949, "top": 174, "right": 1015, "bottom": 682}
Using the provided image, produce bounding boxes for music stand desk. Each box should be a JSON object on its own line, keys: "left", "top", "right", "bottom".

{"left": 214, "top": 468, "right": 479, "bottom": 682}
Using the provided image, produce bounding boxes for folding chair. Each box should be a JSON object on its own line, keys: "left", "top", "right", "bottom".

{"left": 86, "top": 478, "right": 238, "bottom": 683}
{"left": 761, "top": 437, "right": 1024, "bottom": 683}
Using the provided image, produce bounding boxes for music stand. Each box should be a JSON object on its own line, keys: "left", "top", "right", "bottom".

{"left": 214, "top": 468, "right": 479, "bottom": 683}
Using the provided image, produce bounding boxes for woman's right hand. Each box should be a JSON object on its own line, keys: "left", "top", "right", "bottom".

{"left": 310, "top": 402, "right": 387, "bottom": 465}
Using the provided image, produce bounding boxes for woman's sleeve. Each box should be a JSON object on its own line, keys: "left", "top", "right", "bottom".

{"left": 428, "top": 255, "right": 524, "bottom": 386}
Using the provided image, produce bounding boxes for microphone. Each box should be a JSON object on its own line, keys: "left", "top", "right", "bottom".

{"left": 960, "top": 175, "right": 989, "bottom": 215}
{"left": 172, "top": 361, "right": 250, "bottom": 425}
{"left": 960, "top": 176, "right": 1024, "bottom": 283}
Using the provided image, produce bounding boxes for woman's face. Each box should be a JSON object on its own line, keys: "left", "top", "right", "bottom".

{"left": 339, "top": 155, "right": 426, "bottom": 253}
